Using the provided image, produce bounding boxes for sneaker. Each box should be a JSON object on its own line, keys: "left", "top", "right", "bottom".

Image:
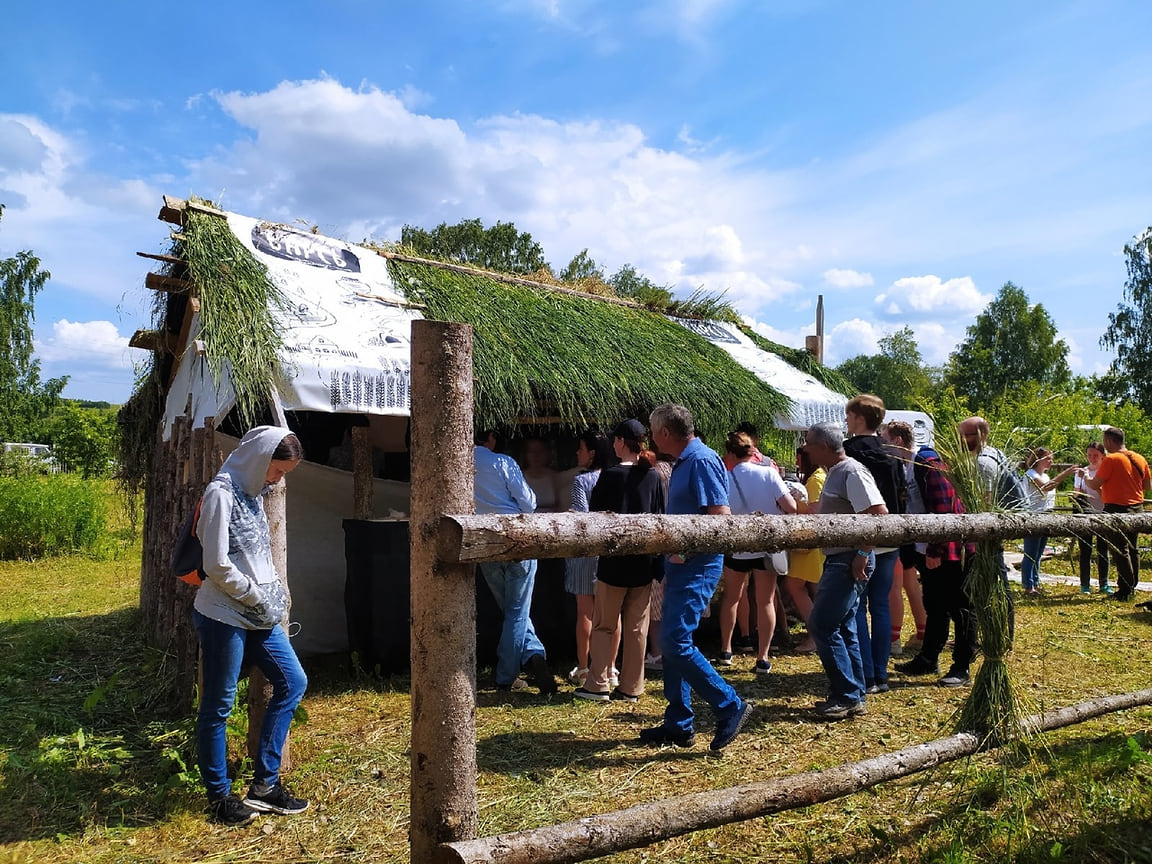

{"left": 638, "top": 724, "right": 695, "bottom": 748}
{"left": 573, "top": 686, "right": 610, "bottom": 702}
{"left": 609, "top": 666, "right": 620, "bottom": 688}
{"left": 889, "top": 639, "right": 903, "bottom": 658}
{"left": 938, "top": 668, "right": 971, "bottom": 688}
{"left": 711, "top": 700, "right": 753, "bottom": 751}
{"left": 714, "top": 651, "right": 734, "bottom": 667}
{"left": 1080, "top": 585, "right": 1092, "bottom": 595}
{"left": 733, "top": 634, "right": 756, "bottom": 654}
{"left": 243, "top": 782, "right": 309, "bottom": 815}
{"left": 567, "top": 666, "right": 589, "bottom": 685}
{"left": 1100, "top": 585, "right": 1115, "bottom": 595}
{"left": 894, "top": 655, "right": 939, "bottom": 676}
{"left": 1112, "top": 592, "right": 1133, "bottom": 602}
{"left": 754, "top": 659, "right": 772, "bottom": 675}
{"left": 610, "top": 687, "right": 640, "bottom": 703}
{"left": 865, "top": 681, "right": 889, "bottom": 695}
{"left": 496, "top": 677, "right": 530, "bottom": 692}
{"left": 644, "top": 654, "right": 663, "bottom": 671}
{"left": 814, "top": 699, "right": 866, "bottom": 720}
{"left": 527, "top": 654, "right": 558, "bottom": 694}
{"left": 208, "top": 794, "right": 257, "bottom": 826}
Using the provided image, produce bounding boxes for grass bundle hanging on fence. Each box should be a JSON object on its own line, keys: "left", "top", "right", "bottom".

{"left": 182, "top": 206, "right": 288, "bottom": 430}
{"left": 387, "top": 259, "right": 790, "bottom": 437}
{"left": 935, "top": 425, "right": 1025, "bottom": 743}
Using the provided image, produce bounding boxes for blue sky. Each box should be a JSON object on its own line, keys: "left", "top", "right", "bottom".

{"left": 2, "top": 0, "right": 1149, "bottom": 403}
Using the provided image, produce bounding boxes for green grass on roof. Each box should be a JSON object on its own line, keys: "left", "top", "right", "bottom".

{"left": 388, "top": 259, "right": 791, "bottom": 437}
{"left": 738, "top": 324, "right": 856, "bottom": 397}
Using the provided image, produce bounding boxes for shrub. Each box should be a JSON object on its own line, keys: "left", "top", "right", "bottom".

{"left": 0, "top": 475, "right": 107, "bottom": 559}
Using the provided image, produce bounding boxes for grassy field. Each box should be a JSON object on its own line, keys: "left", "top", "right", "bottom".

{"left": 1, "top": 536, "right": 1151, "bottom": 864}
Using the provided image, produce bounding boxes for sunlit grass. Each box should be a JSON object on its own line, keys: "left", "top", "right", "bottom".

{"left": 1, "top": 518, "right": 1150, "bottom": 863}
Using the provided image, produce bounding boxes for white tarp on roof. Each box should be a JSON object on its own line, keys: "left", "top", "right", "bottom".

{"left": 163, "top": 212, "right": 423, "bottom": 437}
{"left": 162, "top": 210, "right": 850, "bottom": 436}
{"left": 671, "top": 317, "right": 848, "bottom": 431}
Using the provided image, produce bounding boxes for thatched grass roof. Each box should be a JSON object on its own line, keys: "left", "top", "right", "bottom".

{"left": 130, "top": 201, "right": 854, "bottom": 444}
{"left": 386, "top": 258, "right": 789, "bottom": 438}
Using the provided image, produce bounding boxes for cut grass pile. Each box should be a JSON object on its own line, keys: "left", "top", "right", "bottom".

{"left": 1, "top": 545, "right": 1150, "bottom": 864}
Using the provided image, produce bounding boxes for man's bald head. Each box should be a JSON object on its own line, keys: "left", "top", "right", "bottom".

{"left": 958, "top": 416, "right": 989, "bottom": 453}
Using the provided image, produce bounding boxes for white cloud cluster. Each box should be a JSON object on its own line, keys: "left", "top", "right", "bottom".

{"left": 192, "top": 78, "right": 802, "bottom": 310}
{"left": 875, "top": 275, "right": 990, "bottom": 319}
{"left": 822, "top": 268, "right": 873, "bottom": 289}
{"left": 34, "top": 320, "right": 133, "bottom": 368}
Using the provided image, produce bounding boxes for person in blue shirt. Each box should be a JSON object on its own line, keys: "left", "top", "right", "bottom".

{"left": 641, "top": 405, "right": 752, "bottom": 751}
{"left": 474, "top": 430, "right": 557, "bottom": 694}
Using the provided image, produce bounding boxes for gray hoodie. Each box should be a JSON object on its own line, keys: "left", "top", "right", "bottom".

{"left": 192, "top": 425, "right": 292, "bottom": 630}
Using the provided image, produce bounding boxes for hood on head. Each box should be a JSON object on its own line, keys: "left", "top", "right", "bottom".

{"left": 222, "top": 425, "right": 293, "bottom": 496}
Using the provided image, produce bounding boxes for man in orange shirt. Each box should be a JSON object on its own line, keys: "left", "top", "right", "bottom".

{"left": 1084, "top": 426, "right": 1151, "bottom": 601}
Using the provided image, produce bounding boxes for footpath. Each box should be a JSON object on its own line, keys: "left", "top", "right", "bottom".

{"left": 1003, "top": 547, "right": 1152, "bottom": 593}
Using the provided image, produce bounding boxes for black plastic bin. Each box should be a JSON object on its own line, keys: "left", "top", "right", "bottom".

{"left": 344, "top": 519, "right": 575, "bottom": 675}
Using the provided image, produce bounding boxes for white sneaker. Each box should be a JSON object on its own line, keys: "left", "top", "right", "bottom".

{"left": 567, "top": 666, "right": 589, "bottom": 685}
{"left": 889, "top": 639, "right": 903, "bottom": 658}
{"left": 644, "top": 654, "right": 663, "bottom": 671}
{"left": 609, "top": 667, "right": 620, "bottom": 687}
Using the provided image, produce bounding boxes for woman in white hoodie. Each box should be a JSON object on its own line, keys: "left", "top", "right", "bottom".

{"left": 194, "top": 426, "right": 309, "bottom": 826}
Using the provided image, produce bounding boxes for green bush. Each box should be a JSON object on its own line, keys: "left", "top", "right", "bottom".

{"left": 0, "top": 475, "right": 107, "bottom": 559}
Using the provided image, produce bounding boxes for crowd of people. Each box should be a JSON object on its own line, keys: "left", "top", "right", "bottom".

{"left": 186, "top": 405, "right": 1149, "bottom": 823}
{"left": 471, "top": 399, "right": 1152, "bottom": 741}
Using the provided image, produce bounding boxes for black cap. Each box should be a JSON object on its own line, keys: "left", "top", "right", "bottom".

{"left": 613, "top": 418, "right": 647, "bottom": 441}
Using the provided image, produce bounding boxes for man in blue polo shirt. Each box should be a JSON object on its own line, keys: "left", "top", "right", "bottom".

{"left": 474, "top": 430, "right": 557, "bottom": 695}
{"left": 643, "top": 404, "right": 752, "bottom": 751}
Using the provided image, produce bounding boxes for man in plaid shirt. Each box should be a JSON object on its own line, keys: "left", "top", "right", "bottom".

{"left": 893, "top": 444, "right": 978, "bottom": 688}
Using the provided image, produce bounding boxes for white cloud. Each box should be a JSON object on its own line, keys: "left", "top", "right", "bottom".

{"left": 744, "top": 317, "right": 809, "bottom": 349}
{"left": 35, "top": 320, "right": 133, "bottom": 368}
{"left": 822, "top": 268, "right": 873, "bottom": 289}
{"left": 191, "top": 78, "right": 802, "bottom": 309}
{"left": 875, "top": 275, "right": 990, "bottom": 319}
{"left": 824, "top": 318, "right": 884, "bottom": 365}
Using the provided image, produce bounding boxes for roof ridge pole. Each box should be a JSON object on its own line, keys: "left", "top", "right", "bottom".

{"left": 409, "top": 320, "right": 478, "bottom": 861}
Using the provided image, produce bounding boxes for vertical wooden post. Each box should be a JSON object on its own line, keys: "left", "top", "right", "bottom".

{"left": 353, "top": 425, "right": 374, "bottom": 519}
{"left": 409, "top": 320, "right": 478, "bottom": 861}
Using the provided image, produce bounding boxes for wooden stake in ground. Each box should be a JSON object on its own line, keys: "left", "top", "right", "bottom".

{"left": 409, "top": 320, "right": 479, "bottom": 861}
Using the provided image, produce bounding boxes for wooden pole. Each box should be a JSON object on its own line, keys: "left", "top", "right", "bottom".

{"left": 438, "top": 687, "right": 1152, "bottom": 864}
{"left": 438, "top": 511, "right": 1152, "bottom": 564}
{"left": 352, "top": 425, "right": 374, "bottom": 519}
{"left": 409, "top": 320, "right": 478, "bottom": 862}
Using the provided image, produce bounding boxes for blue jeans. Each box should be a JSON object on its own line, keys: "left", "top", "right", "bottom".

{"left": 480, "top": 559, "right": 546, "bottom": 685}
{"left": 193, "top": 610, "right": 307, "bottom": 801}
{"left": 1021, "top": 535, "right": 1047, "bottom": 590}
{"left": 661, "top": 554, "right": 742, "bottom": 734}
{"left": 810, "top": 552, "right": 871, "bottom": 704}
{"left": 855, "top": 549, "right": 897, "bottom": 686}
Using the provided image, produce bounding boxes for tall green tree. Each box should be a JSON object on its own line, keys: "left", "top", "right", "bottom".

{"left": 0, "top": 205, "right": 66, "bottom": 442}
{"left": 945, "top": 282, "right": 1070, "bottom": 412}
{"left": 47, "top": 402, "right": 118, "bottom": 478}
{"left": 609, "top": 264, "right": 675, "bottom": 307}
{"left": 835, "top": 326, "right": 933, "bottom": 409}
{"left": 1099, "top": 227, "right": 1152, "bottom": 413}
{"left": 400, "top": 218, "right": 549, "bottom": 275}
{"left": 559, "top": 248, "right": 603, "bottom": 282}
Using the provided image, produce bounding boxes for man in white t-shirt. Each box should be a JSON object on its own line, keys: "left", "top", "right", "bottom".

{"left": 803, "top": 422, "right": 888, "bottom": 720}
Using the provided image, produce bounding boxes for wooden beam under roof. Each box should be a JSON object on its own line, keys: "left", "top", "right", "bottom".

{"left": 129, "top": 329, "right": 175, "bottom": 353}
{"left": 146, "top": 272, "right": 193, "bottom": 293}
{"left": 136, "top": 251, "right": 184, "bottom": 266}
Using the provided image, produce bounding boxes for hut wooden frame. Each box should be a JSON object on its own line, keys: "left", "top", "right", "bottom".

{"left": 411, "top": 321, "right": 1152, "bottom": 864}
